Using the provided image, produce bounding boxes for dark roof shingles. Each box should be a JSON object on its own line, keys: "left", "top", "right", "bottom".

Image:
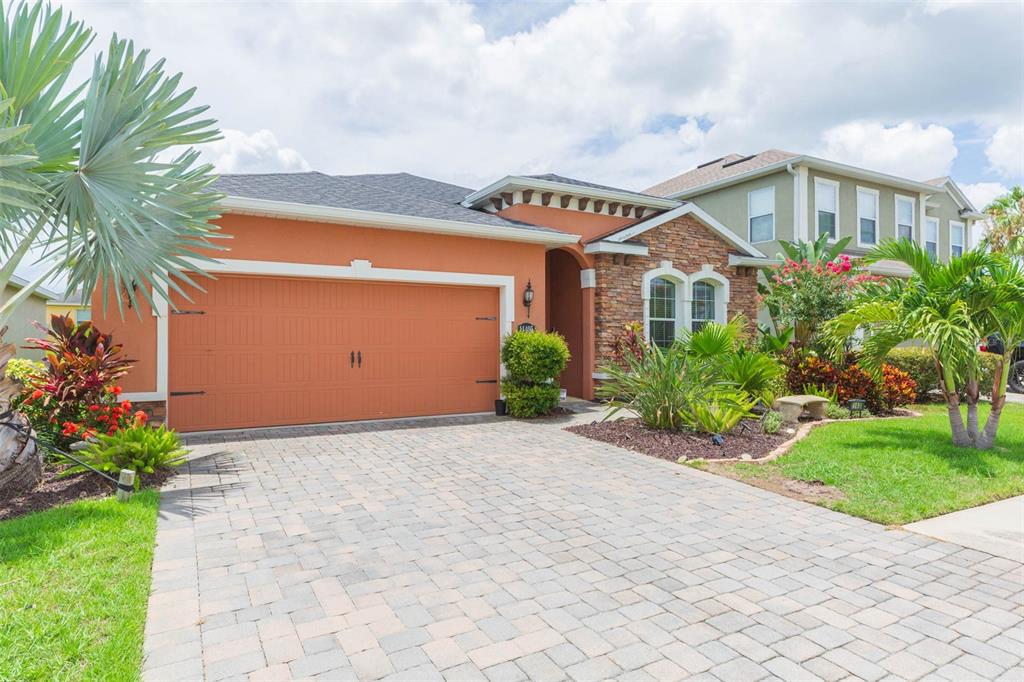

{"left": 213, "top": 172, "right": 562, "bottom": 234}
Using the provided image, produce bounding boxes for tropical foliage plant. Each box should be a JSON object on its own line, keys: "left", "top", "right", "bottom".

{"left": 58, "top": 423, "right": 186, "bottom": 489}
{"left": 15, "top": 314, "right": 134, "bottom": 448}
{"left": 598, "top": 318, "right": 780, "bottom": 434}
{"left": 783, "top": 351, "right": 915, "bottom": 415}
{"left": 823, "top": 240, "right": 1024, "bottom": 449}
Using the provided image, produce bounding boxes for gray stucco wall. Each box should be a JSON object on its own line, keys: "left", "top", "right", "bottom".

{"left": 2, "top": 285, "right": 47, "bottom": 360}
{"left": 687, "top": 170, "right": 795, "bottom": 260}
{"left": 806, "top": 168, "right": 969, "bottom": 261}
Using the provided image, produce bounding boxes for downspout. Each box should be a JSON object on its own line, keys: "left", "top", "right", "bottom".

{"left": 787, "top": 162, "right": 799, "bottom": 243}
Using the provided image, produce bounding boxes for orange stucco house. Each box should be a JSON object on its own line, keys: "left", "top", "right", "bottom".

{"left": 94, "top": 172, "right": 766, "bottom": 432}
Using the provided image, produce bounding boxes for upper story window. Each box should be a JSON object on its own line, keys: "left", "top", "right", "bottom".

{"left": 648, "top": 277, "right": 677, "bottom": 349}
{"left": 857, "top": 187, "right": 879, "bottom": 247}
{"left": 925, "top": 217, "right": 939, "bottom": 261}
{"left": 895, "top": 195, "right": 915, "bottom": 242}
{"left": 950, "top": 221, "right": 965, "bottom": 258}
{"left": 815, "top": 179, "right": 838, "bottom": 240}
{"left": 748, "top": 186, "right": 775, "bottom": 243}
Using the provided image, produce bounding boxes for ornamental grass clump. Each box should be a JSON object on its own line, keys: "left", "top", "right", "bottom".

{"left": 500, "top": 331, "right": 570, "bottom": 418}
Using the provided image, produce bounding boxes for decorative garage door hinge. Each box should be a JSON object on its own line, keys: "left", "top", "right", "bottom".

{"left": 171, "top": 310, "right": 206, "bottom": 315}
{"left": 475, "top": 379, "right": 498, "bottom": 384}
{"left": 475, "top": 316, "right": 496, "bottom": 320}
{"left": 170, "top": 391, "right": 206, "bottom": 397}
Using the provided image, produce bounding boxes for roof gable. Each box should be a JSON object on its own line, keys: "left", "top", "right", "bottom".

{"left": 594, "top": 203, "right": 766, "bottom": 258}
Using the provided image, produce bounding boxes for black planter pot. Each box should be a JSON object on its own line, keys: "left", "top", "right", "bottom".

{"left": 495, "top": 399, "right": 507, "bottom": 416}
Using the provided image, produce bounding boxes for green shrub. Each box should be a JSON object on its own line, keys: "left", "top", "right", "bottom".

{"left": 826, "top": 402, "right": 851, "bottom": 420}
{"left": 501, "top": 331, "right": 570, "bottom": 384}
{"left": 4, "top": 357, "right": 45, "bottom": 384}
{"left": 59, "top": 425, "right": 187, "bottom": 489}
{"left": 885, "top": 347, "right": 937, "bottom": 397}
{"left": 500, "top": 331, "right": 569, "bottom": 418}
{"left": 501, "top": 381, "right": 560, "bottom": 418}
{"left": 762, "top": 410, "right": 783, "bottom": 434}
{"left": 886, "top": 347, "right": 998, "bottom": 400}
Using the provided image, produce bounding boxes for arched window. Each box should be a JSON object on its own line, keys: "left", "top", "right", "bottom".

{"left": 691, "top": 281, "right": 716, "bottom": 332}
{"left": 648, "top": 277, "right": 677, "bottom": 348}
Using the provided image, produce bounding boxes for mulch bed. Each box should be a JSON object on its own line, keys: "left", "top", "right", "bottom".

{"left": 567, "top": 417, "right": 788, "bottom": 462}
{"left": 0, "top": 465, "right": 177, "bottom": 522}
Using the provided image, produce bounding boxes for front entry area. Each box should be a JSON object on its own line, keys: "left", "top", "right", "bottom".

{"left": 168, "top": 275, "right": 500, "bottom": 432}
{"left": 546, "top": 248, "right": 585, "bottom": 398}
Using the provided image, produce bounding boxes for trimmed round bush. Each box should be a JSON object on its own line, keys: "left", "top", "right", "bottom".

{"left": 501, "top": 331, "right": 570, "bottom": 384}
{"left": 502, "top": 380, "right": 560, "bottom": 418}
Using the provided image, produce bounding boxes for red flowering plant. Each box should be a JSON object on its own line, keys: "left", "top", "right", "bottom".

{"left": 15, "top": 315, "right": 135, "bottom": 450}
{"left": 759, "top": 252, "right": 882, "bottom": 351}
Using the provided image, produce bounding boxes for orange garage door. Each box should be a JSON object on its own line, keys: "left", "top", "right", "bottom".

{"left": 168, "top": 275, "right": 500, "bottom": 432}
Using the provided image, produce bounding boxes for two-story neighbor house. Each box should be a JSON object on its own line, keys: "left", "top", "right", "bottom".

{"left": 645, "top": 150, "right": 986, "bottom": 273}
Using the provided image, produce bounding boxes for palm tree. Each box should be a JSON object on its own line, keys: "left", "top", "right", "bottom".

{"left": 823, "top": 240, "right": 1024, "bottom": 449}
{"left": 0, "top": 1, "right": 223, "bottom": 491}
{"left": 984, "top": 186, "right": 1024, "bottom": 256}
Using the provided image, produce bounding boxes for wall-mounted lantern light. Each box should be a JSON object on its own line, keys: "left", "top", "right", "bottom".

{"left": 523, "top": 280, "right": 534, "bottom": 317}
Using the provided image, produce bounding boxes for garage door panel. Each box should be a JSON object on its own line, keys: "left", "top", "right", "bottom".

{"left": 169, "top": 276, "right": 499, "bottom": 431}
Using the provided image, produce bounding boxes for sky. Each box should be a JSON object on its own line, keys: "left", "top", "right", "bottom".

{"left": 17, "top": 0, "right": 1024, "bottom": 288}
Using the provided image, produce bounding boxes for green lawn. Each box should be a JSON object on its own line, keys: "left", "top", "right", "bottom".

{"left": 707, "top": 402, "right": 1024, "bottom": 525}
{"left": 0, "top": 491, "right": 159, "bottom": 682}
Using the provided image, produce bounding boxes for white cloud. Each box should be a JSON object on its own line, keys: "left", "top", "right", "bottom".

{"left": 961, "top": 182, "right": 1008, "bottom": 212}
{"left": 198, "top": 129, "right": 310, "bottom": 174}
{"left": 985, "top": 125, "right": 1024, "bottom": 179}
{"left": 45, "top": 1, "right": 1024, "bottom": 192}
{"left": 815, "top": 122, "right": 957, "bottom": 180}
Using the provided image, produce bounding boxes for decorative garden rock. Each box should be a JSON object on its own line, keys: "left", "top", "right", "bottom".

{"left": 0, "top": 338, "right": 43, "bottom": 494}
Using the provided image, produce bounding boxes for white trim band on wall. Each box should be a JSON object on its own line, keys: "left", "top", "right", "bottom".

{"left": 124, "top": 258, "right": 517, "bottom": 403}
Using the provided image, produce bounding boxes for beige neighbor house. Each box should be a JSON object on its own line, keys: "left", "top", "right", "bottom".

{"left": 646, "top": 150, "right": 986, "bottom": 281}
{"left": 2, "top": 276, "right": 59, "bottom": 361}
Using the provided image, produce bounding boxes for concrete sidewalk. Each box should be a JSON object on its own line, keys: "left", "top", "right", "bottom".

{"left": 906, "top": 496, "right": 1024, "bottom": 563}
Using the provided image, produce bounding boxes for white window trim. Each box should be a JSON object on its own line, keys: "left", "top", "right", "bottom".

{"left": 814, "top": 178, "right": 840, "bottom": 242}
{"left": 689, "top": 265, "right": 730, "bottom": 330}
{"left": 924, "top": 217, "right": 940, "bottom": 259}
{"left": 895, "top": 194, "right": 916, "bottom": 242}
{"left": 747, "top": 186, "right": 775, "bottom": 244}
{"left": 856, "top": 186, "right": 880, "bottom": 248}
{"left": 122, "top": 258, "right": 517, "bottom": 405}
{"left": 642, "top": 262, "right": 688, "bottom": 345}
{"left": 950, "top": 220, "right": 965, "bottom": 259}
{"left": 641, "top": 263, "right": 731, "bottom": 342}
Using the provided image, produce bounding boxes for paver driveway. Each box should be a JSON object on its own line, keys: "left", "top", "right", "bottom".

{"left": 144, "top": 412, "right": 1024, "bottom": 681}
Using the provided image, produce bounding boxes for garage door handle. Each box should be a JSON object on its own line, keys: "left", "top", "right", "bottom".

{"left": 357, "top": 351, "right": 362, "bottom": 368}
{"left": 170, "top": 391, "right": 206, "bottom": 397}
{"left": 350, "top": 351, "right": 355, "bottom": 368}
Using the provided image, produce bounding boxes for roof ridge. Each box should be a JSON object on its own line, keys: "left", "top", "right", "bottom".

{"left": 329, "top": 173, "right": 477, "bottom": 211}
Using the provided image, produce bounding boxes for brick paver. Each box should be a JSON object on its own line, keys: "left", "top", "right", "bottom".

{"left": 142, "top": 413, "right": 1024, "bottom": 680}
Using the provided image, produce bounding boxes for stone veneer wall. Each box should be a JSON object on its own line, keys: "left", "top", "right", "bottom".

{"left": 593, "top": 214, "right": 760, "bottom": 367}
{"left": 133, "top": 400, "right": 167, "bottom": 426}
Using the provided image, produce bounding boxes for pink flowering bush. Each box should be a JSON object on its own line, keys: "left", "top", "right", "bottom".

{"left": 760, "top": 255, "right": 881, "bottom": 348}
